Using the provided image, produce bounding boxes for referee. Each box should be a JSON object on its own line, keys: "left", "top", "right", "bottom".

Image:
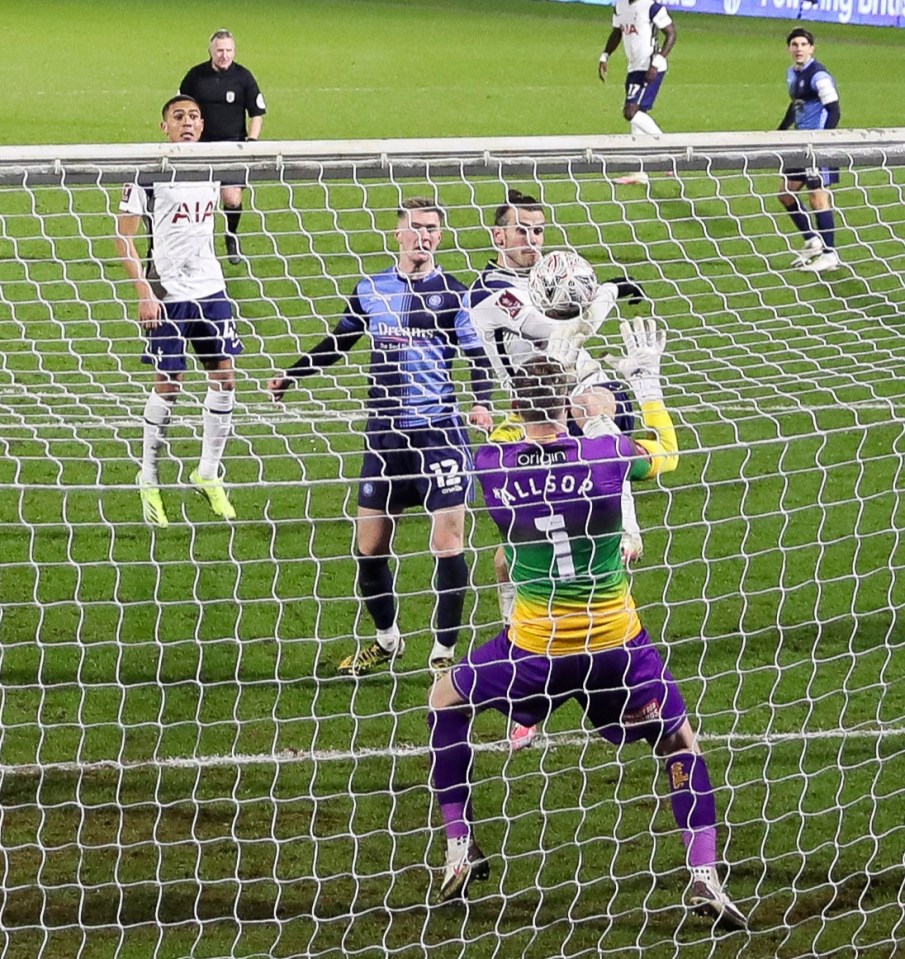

{"left": 179, "top": 29, "right": 267, "bottom": 265}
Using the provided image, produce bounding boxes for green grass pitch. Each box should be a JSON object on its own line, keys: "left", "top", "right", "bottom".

{"left": 0, "top": 2, "right": 904, "bottom": 958}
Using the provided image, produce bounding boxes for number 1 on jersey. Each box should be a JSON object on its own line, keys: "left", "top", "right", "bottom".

{"left": 534, "top": 513, "right": 576, "bottom": 581}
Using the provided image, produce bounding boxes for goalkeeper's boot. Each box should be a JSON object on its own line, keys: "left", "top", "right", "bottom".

{"left": 791, "top": 235, "right": 824, "bottom": 267}
{"left": 137, "top": 473, "right": 169, "bottom": 529}
{"left": 800, "top": 249, "right": 841, "bottom": 274}
{"left": 337, "top": 637, "right": 405, "bottom": 677}
{"left": 509, "top": 722, "right": 537, "bottom": 751}
{"left": 688, "top": 868, "right": 748, "bottom": 930}
{"left": 189, "top": 469, "right": 237, "bottom": 521}
{"left": 437, "top": 839, "right": 490, "bottom": 904}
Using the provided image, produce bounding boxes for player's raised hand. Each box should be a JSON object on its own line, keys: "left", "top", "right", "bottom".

{"left": 267, "top": 376, "right": 293, "bottom": 402}
{"left": 606, "top": 317, "right": 667, "bottom": 403}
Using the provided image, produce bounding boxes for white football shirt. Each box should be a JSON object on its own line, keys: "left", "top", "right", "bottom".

{"left": 612, "top": 0, "right": 673, "bottom": 74}
{"left": 119, "top": 180, "right": 224, "bottom": 301}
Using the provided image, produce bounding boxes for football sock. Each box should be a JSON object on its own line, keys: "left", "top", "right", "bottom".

{"left": 497, "top": 580, "right": 515, "bottom": 624}
{"left": 356, "top": 555, "right": 396, "bottom": 632}
{"left": 786, "top": 199, "right": 815, "bottom": 239}
{"left": 428, "top": 707, "right": 473, "bottom": 840}
{"left": 225, "top": 205, "right": 242, "bottom": 236}
{"left": 140, "top": 390, "right": 175, "bottom": 486}
{"left": 665, "top": 752, "right": 718, "bottom": 868}
{"left": 435, "top": 553, "right": 467, "bottom": 650}
{"left": 815, "top": 209, "right": 836, "bottom": 249}
{"left": 198, "top": 386, "right": 235, "bottom": 480}
{"left": 629, "top": 111, "right": 663, "bottom": 136}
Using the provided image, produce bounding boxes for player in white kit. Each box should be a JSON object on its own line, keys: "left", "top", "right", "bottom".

{"left": 467, "top": 189, "right": 646, "bottom": 749}
{"left": 598, "top": 0, "right": 677, "bottom": 137}
{"left": 115, "top": 96, "right": 241, "bottom": 528}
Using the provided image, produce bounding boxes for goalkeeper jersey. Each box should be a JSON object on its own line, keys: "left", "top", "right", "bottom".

{"left": 475, "top": 432, "right": 654, "bottom": 655}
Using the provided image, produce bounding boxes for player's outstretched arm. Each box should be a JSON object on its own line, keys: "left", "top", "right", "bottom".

{"left": 607, "top": 317, "right": 678, "bottom": 477}
{"left": 267, "top": 319, "right": 364, "bottom": 402}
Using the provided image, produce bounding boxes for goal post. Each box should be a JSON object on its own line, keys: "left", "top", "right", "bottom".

{"left": 0, "top": 130, "right": 902, "bottom": 959}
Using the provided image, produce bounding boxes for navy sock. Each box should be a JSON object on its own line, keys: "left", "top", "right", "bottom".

{"left": 356, "top": 555, "right": 395, "bottom": 631}
{"left": 785, "top": 198, "right": 815, "bottom": 239}
{"left": 815, "top": 209, "right": 835, "bottom": 250}
{"left": 435, "top": 554, "right": 468, "bottom": 650}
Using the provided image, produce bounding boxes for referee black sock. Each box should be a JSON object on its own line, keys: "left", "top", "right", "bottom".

{"left": 356, "top": 554, "right": 396, "bottom": 631}
{"left": 435, "top": 553, "right": 468, "bottom": 650}
{"left": 225, "top": 205, "right": 242, "bottom": 236}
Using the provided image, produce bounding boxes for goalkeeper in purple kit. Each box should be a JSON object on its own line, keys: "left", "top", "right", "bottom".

{"left": 426, "top": 320, "right": 747, "bottom": 929}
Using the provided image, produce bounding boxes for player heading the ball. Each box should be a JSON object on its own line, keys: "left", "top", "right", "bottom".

{"left": 427, "top": 331, "right": 747, "bottom": 931}
{"left": 268, "top": 198, "right": 494, "bottom": 678}
{"left": 115, "top": 96, "right": 241, "bottom": 529}
{"left": 777, "top": 28, "right": 842, "bottom": 275}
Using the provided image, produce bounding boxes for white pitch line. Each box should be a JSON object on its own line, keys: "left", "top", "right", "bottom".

{"left": 1, "top": 726, "right": 902, "bottom": 779}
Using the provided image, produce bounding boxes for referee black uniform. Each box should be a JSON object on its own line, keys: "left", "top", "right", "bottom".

{"left": 179, "top": 36, "right": 266, "bottom": 262}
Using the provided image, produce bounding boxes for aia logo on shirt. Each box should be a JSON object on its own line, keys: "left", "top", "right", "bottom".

{"left": 622, "top": 24, "right": 639, "bottom": 35}
{"left": 172, "top": 201, "right": 216, "bottom": 224}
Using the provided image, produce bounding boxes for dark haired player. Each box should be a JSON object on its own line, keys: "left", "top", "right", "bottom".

{"left": 427, "top": 331, "right": 747, "bottom": 930}
{"left": 115, "top": 96, "right": 241, "bottom": 528}
{"left": 268, "top": 199, "right": 494, "bottom": 677}
{"left": 598, "top": 0, "right": 677, "bottom": 143}
{"left": 778, "top": 28, "right": 842, "bottom": 274}
{"left": 179, "top": 29, "right": 267, "bottom": 264}
{"left": 467, "top": 189, "right": 644, "bottom": 749}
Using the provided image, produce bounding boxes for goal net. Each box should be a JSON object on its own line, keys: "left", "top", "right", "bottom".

{"left": 0, "top": 130, "right": 902, "bottom": 959}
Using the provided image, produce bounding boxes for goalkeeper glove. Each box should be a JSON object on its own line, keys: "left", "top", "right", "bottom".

{"left": 605, "top": 317, "right": 667, "bottom": 404}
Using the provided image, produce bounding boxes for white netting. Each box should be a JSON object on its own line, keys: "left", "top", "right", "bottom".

{"left": 0, "top": 131, "right": 902, "bottom": 959}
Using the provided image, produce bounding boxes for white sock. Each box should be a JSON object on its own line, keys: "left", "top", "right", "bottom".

{"left": 141, "top": 391, "right": 174, "bottom": 486}
{"left": 197, "top": 387, "right": 235, "bottom": 480}
{"left": 430, "top": 638, "right": 454, "bottom": 662}
{"left": 446, "top": 835, "right": 468, "bottom": 862}
{"left": 630, "top": 111, "right": 663, "bottom": 136}
{"left": 376, "top": 625, "right": 401, "bottom": 652}
{"left": 691, "top": 865, "right": 720, "bottom": 886}
{"left": 497, "top": 581, "right": 515, "bottom": 624}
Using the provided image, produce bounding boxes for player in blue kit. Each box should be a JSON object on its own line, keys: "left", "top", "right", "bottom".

{"left": 116, "top": 96, "right": 241, "bottom": 528}
{"left": 427, "top": 337, "right": 747, "bottom": 929}
{"left": 598, "top": 0, "right": 677, "bottom": 141}
{"left": 777, "top": 28, "right": 842, "bottom": 274}
{"left": 268, "top": 199, "right": 494, "bottom": 676}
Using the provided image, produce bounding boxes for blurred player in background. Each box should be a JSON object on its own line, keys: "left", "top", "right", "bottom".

{"left": 268, "top": 198, "right": 494, "bottom": 677}
{"left": 598, "top": 0, "right": 677, "bottom": 141}
{"left": 115, "top": 96, "right": 240, "bottom": 529}
{"left": 427, "top": 337, "right": 747, "bottom": 931}
{"left": 777, "top": 28, "right": 842, "bottom": 274}
{"left": 467, "top": 189, "right": 644, "bottom": 749}
{"left": 179, "top": 29, "right": 267, "bottom": 265}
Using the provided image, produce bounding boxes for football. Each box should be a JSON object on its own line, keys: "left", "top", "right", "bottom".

{"left": 528, "top": 250, "right": 599, "bottom": 319}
